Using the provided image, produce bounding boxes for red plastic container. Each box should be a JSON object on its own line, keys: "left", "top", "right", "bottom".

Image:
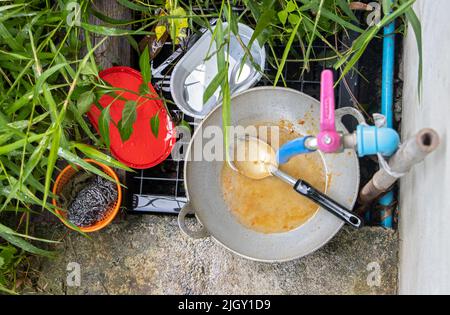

{"left": 87, "top": 67, "right": 176, "bottom": 169}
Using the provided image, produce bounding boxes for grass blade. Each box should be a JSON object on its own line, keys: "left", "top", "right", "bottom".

{"left": 247, "top": 0, "right": 276, "bottom": 48}
{"left": 274, "top": 16, "right": 302, "bottom": 85}
{"left": 118, "top": 100, "right": 137, "bottom": 142}
{"left": 0, "top": 223, "right": 55, "bottom": 257}
{"left": 72, "top": 143, "right": 133, "bottom": 171}
{"left": 203, "top": 70, "right": 226, "bottom": 104}
{"left": 57, "top": 148, "right": 115, "bottom": 183}
{"left": 42, "top": 126, "right": 61, "bottom": 209}
{"left": 139, "top": 46, "right": 151, "bottom": 84}
{"left": 80, "top": 22, "right": 153, "bottom": 36}
{"left": 150, "top": 114, "right": 160, "bottom": 138}
{"left": 98, "top": 105, "right": 111, "bottom": 148}
{"left": 404, "top": 5, "right": 422, "bottom": 99}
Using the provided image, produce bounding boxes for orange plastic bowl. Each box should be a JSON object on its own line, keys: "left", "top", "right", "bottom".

{"left": 52, "top": 159, "right": 122, "bottom": 232}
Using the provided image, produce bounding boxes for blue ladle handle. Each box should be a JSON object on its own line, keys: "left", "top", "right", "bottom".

{"left": 276, "top": 136, "right": 317, "bottom": 164}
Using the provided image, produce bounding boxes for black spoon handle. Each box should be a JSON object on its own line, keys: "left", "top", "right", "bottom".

{"left": 294, "top": 180, "right": 363, "bottom": 229}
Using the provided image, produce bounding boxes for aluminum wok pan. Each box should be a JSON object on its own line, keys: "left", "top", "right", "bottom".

{"left": 178, "top": 87, "right": 362, "bottom": 262}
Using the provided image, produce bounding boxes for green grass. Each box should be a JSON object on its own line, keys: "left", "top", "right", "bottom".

{"left": 0, "top": 0, "right": 136, "bottom": 293}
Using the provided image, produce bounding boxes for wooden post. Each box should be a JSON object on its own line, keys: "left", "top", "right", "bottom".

{"left": 89, "top": 0, "right": 132, "bottom": 68}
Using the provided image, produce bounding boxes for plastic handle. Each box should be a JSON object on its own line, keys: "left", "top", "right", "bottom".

{"left": 276, "top": 136, "right": 316, "bottom": 164}
{"left": 294, "top": 180, "right": 363, "bottom": 229}
{"left": 317, "top": 70, "right": 341, "bottom": 153}
{"left": 320, "top": 70, "right": 336, "bottom": 131}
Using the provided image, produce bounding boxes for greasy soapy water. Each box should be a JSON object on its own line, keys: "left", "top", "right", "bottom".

{"left": 221, "top": 122, "right": 326, "bottom": 234}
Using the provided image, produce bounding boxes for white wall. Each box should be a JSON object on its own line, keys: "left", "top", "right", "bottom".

{"left": 399, "top": 0, "right": 450, "bottom": 294}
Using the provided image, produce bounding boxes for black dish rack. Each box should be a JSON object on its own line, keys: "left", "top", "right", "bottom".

{"left": 124, "top": 43, "right": 371, "bottom": 215}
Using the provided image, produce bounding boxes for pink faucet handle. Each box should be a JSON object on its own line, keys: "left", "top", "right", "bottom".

{"left": 317, "top": 70, "right": 341, "bottom": 153}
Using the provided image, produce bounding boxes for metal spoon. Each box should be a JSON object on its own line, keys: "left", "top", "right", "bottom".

{"left": 228, "top": 136, "right": 363, "bottom": 229}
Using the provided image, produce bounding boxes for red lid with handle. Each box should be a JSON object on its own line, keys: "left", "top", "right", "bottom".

{"left": 87, "top": 66, "right": 176, "bottom": 169}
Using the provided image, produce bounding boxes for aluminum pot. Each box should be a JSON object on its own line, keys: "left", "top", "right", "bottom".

{"left": 178, "top": 87, "right": 362, "bottom": 262}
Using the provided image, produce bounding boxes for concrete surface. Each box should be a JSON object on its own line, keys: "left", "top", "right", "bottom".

{"left": 399, "top": 0, "right": 450, "bottom": 294}
{"left": 36, "top": 213, "right": 398, "bottom": 295}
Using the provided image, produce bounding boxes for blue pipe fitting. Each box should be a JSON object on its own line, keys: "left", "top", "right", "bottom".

{"left": 356, "top": 125, "right": 400, "bottom": 157}
{"left": 276, "top": 136, "right": 316, "bottom": 164}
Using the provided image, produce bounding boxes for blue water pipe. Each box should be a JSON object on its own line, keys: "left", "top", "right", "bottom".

{"left": 379, "top": 9, "right": 396, "bottom": 228}
{"left": 382, "top": 22, "right": 396, "bottom": 129}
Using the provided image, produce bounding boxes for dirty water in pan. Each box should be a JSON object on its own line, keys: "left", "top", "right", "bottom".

{"left": 221, "top": 121, "right": 327, "bottom": 234}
